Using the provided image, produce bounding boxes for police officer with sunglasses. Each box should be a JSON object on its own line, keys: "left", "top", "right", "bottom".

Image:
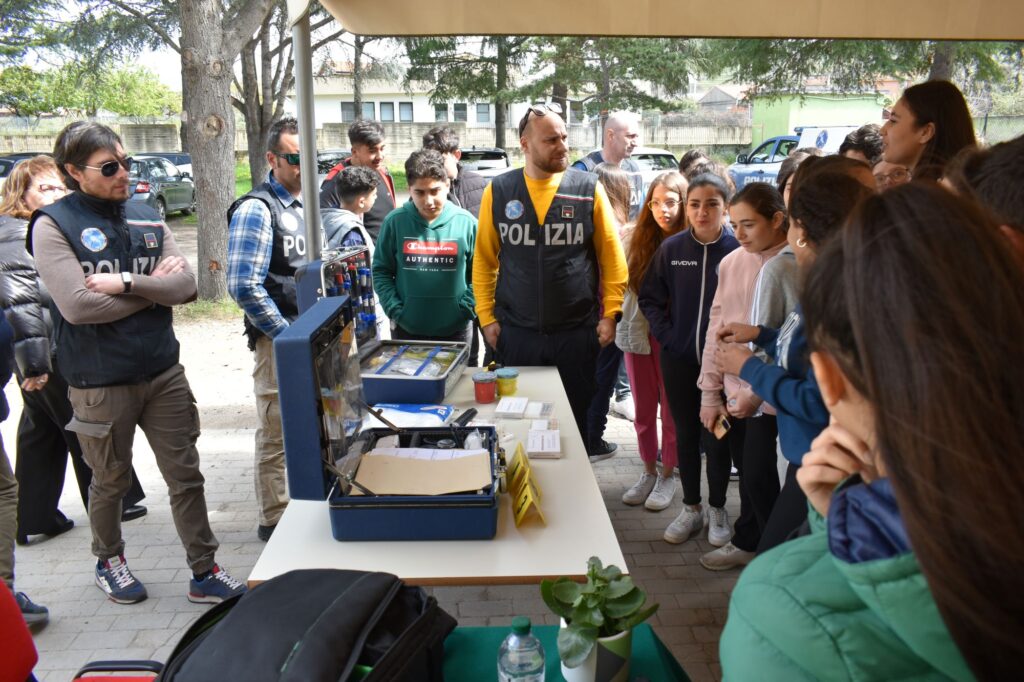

{"left": 226, "top": 116, "right": 307, "bottom": 542}
{"left": 26, "top": 121, "right": 247, "bottom": 605}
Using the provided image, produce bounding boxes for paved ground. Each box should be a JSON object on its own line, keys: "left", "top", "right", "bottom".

{"left": 5, "top": 219, "right": 739, "bottom": 681}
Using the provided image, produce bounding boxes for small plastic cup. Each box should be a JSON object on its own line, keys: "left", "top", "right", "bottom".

{"left": 495, "top": 368, "right": 519, "bottom": 396}
{"left": 472, "top": 371, "right": 498, "bottom": 404}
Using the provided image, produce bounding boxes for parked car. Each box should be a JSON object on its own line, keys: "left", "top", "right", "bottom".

{"left": 458, "top": 146, "right": 512, "bottom": 179}
{"left": 579, "top": 146, "right": 678, "bottom": 189}
{"left": 317, "top": 149, "right": 352, "bottom": 187}
{"left": 727, "top": 135, "right": 799, "bottom": 187}
{"left": 0, "top": 153, "right": 51, "bottom": 192}
{"left": 629, "top": 146, "right": 679, "bottom": 187}
{"left": 0, "top": 157, "right": 19, "bottom": 192}
{"left": 141, "top": 151, "right": 193, "bottom": 176}
{"left": 128, "top": 155, "right": 195, "bottom": 219}
{"left": 793, "top": 125, "right": 861, "bottom": 155}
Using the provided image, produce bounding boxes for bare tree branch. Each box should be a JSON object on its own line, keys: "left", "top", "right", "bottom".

{"left": 222, "top": 0, "right": 276, "bottom": 58}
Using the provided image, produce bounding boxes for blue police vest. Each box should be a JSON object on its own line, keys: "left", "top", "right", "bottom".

{"left": 489, "top": 169, "right": 599, "bottom": 332}
{"left": 30, "top": 192, "right": 179, "bottom": 388}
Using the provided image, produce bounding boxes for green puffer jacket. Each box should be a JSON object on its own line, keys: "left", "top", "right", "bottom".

{"left": 721, "top": 477, "right": 973, "bottom": 681}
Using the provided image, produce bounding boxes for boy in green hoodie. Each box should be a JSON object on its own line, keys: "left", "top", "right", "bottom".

{"left": 372, "top": 149, "right": 477, "bottom": 342}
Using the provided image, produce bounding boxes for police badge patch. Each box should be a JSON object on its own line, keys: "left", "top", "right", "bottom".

{"left": 144, "top": 232, "right": 158, "bottom": 249}
{"left": 505, "top": 200, "right": 525, "bottom": 220}
{"left": 560, "top": 205, "right": 575, "bottom": 219}
{"left": 80, "top": 227, "right": 108, "bottom": 252}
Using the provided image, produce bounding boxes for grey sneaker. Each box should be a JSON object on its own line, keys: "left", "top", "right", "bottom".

{"left": 622, "top": 472, "right": 657, "bottom": 505}
{"left": 707, "top": 506, "right": 732, "bottom": 547}
{"left": 699, "top": 542, "right": 755, "bottom": 571}
{"left": 663, "top": 505, "right": 706, "bottom": 544}
{"left": 644, "top": 474, "right": 677, "bottom": 511}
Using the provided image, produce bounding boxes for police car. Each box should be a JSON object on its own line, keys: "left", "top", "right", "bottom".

{"left": 727, "top": 136, "right": 799, "bottom": 187}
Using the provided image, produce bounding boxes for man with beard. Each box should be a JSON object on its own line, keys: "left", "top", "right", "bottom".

{"left": 473, "top": 104, "right": 627, "bottom": 459}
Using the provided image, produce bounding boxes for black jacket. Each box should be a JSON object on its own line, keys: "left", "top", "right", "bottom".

{"left": 0, "top": 213, "right": 53, "bottom": 378}
{"left": 449, "top": 168, "right": 487, "bottom": 219}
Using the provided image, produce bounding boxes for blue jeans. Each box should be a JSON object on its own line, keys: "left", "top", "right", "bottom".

{"left": 586, "top": 343, "right": 624, "bottom": 449}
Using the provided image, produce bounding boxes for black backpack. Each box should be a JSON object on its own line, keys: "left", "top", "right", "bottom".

{"left": 157, "top": 569, "right": 457, "bottom": 681}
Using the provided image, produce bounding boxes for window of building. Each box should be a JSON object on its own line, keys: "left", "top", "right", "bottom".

{"left": 476, "top": 103, "right": 490, "bottom": 123}
{"left": 361, "top": 102, "right": 375, "bottom": 120}
{"left": 399, "top": 102, "right": 413, "bottom": 122}
{"left": 341, "top": 102, "right": 356, "bottom": 122}
{"left": 434, "top": 104, "right": 448, "bottom": 122}
{"left": 454, "top": 103, "right": 467, "bottom": 122}
{"left": 380, "top": 102, "right": 395, "bottom": 122}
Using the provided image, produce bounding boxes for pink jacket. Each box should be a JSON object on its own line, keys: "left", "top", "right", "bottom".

{"left": 698, "top": 242, "right": 787, "bottom": 415}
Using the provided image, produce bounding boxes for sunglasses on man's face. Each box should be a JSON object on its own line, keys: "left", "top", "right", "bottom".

{"left": 82, "top": 157, "right": 132, "bottom": 177}
{"left": 518, "top": 102, "right": 564, "bottom": 137}
{"left": 275, "top": 152, "right": 301, "bottom": 166}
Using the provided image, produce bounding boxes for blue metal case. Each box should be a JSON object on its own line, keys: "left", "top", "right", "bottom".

{"left": 274, "top": 297, "right": 498, "bottom": 541}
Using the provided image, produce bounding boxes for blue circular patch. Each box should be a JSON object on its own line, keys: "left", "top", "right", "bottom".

{"left": 815, "top": 130, "right": 828, "bottom": 149}
{"left": 505, "top": 200, "right": 524, "bottom": 220}
{"left": 80, "top": 227, "right": 108, "bottom": 252}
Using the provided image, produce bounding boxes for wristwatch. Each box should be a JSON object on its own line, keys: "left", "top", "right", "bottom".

{"left": 121, "top": 271, "right": 133, "bottom": 293}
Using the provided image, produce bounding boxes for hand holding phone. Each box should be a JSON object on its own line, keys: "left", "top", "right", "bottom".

{"left": 713, "top": 413, "right": 731, "bottom": 440}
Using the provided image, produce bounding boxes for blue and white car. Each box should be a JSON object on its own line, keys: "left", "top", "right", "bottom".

{"left": 727, "top": 135, "right": 799, "bottom": 187}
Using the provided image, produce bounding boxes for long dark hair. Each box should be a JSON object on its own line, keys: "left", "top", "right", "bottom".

{"left": 801, "top": 183, "right": 1024, "bottom": 679}
{"left": 789, "top": 172, "right": 873, "bottom": 248}
{"left": 901, "top": 80, "right": 977, "bottom": 179}
{"left": 626, "top": 171, "right": 687, "bottom": 294}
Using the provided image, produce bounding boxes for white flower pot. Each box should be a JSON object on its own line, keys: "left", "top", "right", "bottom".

{"left": 558, "top": 619, "right": 633, "bottom": 682}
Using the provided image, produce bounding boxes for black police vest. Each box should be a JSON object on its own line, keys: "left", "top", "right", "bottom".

{"left": 489, "top": 169, "right": 599, "bottom": 332}
{"left": 30, "top": 192, "right": 179, "bottom": 388}
{"left": 576, "top": 151, "right": 646, "bottom": 220}
{"left": 227, "top": 182, "right": 306, "bottom": 344}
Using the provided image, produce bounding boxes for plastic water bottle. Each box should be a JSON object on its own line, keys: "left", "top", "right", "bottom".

{"left": 497, "top": 616, "right": 545, "bottom": 681}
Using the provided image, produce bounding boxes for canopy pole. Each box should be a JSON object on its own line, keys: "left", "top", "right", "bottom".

{"left": 292, "top": 10, "right": 322, "bottom": 261}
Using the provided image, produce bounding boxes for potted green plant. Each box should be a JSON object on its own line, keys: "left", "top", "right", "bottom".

{"left": 540, "top": 556, "right": 659, "bottom": 682}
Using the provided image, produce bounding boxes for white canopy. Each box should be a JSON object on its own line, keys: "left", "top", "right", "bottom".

{"left": 289, "top": 0, "right": 1024, "bottom": 40}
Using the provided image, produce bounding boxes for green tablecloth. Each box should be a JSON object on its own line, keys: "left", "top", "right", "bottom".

{"left": 443, "top": 623, "right": 691, "bottom": 681}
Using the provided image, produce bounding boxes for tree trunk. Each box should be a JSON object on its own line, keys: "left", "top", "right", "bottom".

{"left": 929, "top": 42, "right": 956, "bottom": 81}
{"left": 353, "top": 35, "right": 365, "bottom": 118}
{"left": 552, "top": 82, "right": 568, "bottom": 123}
{"left": 494, "top": 38, "right": 509, "bottom": 149}
{"left": 241, "top": 33, "right": 266, "bottom": 190}
{"left": 180, "top": 0, "right": 237, "bottom": 300}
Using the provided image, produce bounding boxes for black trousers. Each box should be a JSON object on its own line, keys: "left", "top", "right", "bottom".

{"left": 497, "top": 324, "right": 598, "bottom": 448}
{"left": 586, "top": 342, "right": 623, "bottom": 450}
{"left": 15, "top": 362, "right": 145, "bottom": 535}
{"left": 757, "top": 462, "right": 808, "bottom": 554}
{"left": 659, "top": 349, "right": 733, "bottom": 508}
{"left": 729, "top": 415, "right": 780, "bottom": 552}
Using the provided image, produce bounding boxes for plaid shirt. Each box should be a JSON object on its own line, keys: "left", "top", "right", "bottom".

{"left": 226, "top": 172, "right": 303, "bottom": 338}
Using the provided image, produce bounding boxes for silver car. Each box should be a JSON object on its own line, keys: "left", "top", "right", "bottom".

{"left": 128, "top": 155, "right": 196, "bottom": 220}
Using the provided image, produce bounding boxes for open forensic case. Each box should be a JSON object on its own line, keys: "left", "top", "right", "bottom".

{"left": 274, "top": 296, "right": 499, "bottom": 541}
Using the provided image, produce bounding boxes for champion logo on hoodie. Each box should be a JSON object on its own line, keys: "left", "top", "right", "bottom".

{"left": 402, "top": 239, "right": 458, "bottom": 270}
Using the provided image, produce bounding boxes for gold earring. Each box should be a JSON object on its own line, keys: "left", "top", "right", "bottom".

{"left": 797, "top": 238, "right": 807, "bottom": 248}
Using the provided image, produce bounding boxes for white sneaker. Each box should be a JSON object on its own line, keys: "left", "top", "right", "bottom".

{"left": 707, "top": 506, "right": 732, "bottom": 547}
{"left": 644, "top": 474, "right": 677, "bottom": 511}
{"left": 699, "top": 542, "right": 755, "bottom": 571}
{"left": 663, "top": 505, "right": 706, "bottom": 544}
{"left": 622, "top": 472, "right": 657, "bottom": 505}
{"left": 611, "top": 395, "right": 636, "bottom": 421}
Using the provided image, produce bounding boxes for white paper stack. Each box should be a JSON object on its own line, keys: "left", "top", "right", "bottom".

{"left": 494, "top": 396, "right": 529, "bottom": 419}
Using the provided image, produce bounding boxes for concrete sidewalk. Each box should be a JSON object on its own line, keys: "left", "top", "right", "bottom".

{"left": 4, "top": 313, "right": 738, "bottom": 681}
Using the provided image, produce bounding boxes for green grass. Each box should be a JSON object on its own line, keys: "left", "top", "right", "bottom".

{"left": 388, "top": 165, "right": 408, "bottom": 192}
{"left": 173, "top": 297, "right": 243, "bottom": 324}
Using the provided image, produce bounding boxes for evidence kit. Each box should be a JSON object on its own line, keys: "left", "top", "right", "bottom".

{"left": 274, "top": 296, "right": 494, "bottom": 541}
